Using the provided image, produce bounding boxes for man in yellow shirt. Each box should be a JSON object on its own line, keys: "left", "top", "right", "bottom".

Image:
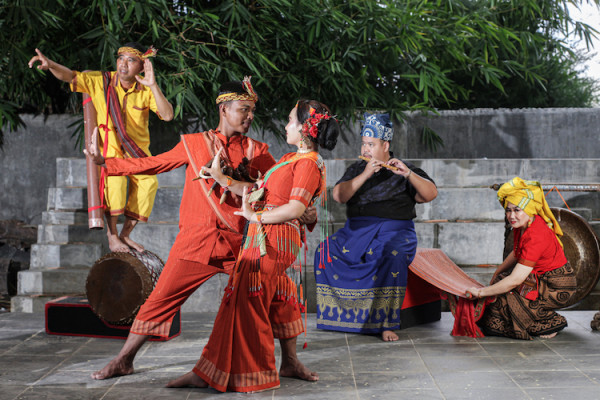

{"left": 29, "top": 43, "right": 174, "bottom": 252}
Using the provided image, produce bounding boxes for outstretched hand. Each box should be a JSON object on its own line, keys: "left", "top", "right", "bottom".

{"left": 83, "top": 127, "right": 105, "bottom": 166}
{"left": 135, "top": 59, "right": 156, "bottom": 87}
{"left": 233, "top": 186, "right": 255, "bottom": 221}
{"left": 28, "top": 48, "right": 50, "bottom": 70}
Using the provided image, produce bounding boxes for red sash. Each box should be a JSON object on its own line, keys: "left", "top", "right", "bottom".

{"left": 102, "top": 72, "right": 147, "bottom": 158}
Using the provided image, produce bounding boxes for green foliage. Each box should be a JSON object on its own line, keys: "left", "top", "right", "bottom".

{"left": 1, "top": 0, "right": 599, "bottom": 149}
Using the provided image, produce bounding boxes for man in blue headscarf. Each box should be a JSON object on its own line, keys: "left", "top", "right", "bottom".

{"left": 314, "top": 113, "right": 438, "bottom": 341}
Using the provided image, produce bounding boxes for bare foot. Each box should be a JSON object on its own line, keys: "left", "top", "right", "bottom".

{"left": 120, "top": 235, "right": 145, "bottom": 252}
{"left": 166, "top": 371, "right": 208, "bottom": 388}
{"left": 280, "top": 357, "right": 319, "bottom": 381}
{"left": 382, "top": 330, "right": 399, "bottom": 342}
{"left": 540, "top": 332, "right": 558, "bottom": 339}
{"left": 107, "top": 234, "right": 130, "bottom": 253}
{"left": 91, "top": 358, "right": 134, "bottom": 380}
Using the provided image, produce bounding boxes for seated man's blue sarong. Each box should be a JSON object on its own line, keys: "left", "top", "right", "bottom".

{"left": 315, "top": 216, "right": 417, "bottom": 333}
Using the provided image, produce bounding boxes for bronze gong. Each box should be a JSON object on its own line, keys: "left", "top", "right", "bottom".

{"left": 550, "top": 208, "right": 600, "bottom": 307}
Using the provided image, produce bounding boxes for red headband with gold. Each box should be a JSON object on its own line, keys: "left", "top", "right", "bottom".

{"left": 216, "top": 76, "right": 259, "bottom": 104}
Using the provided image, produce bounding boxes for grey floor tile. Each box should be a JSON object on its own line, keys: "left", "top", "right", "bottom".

{"left": 492, "top": 355, "right": 575, "bottom": 371}
{"left": 507, "top": 370, "right": 597, "bottom": 388}
{"left": 0, "top": 355, "right": 68, "bottom": 385}
{"left": 480, "top": 340, "right": 559, "bottom": 357}
{"left": 101, "top": 387, "right": 193, "bottom": 400}
{"left": 545, "top": 341, "right": 600, "bottom": 357}
{"left": 441, "top": 387, "right": 530, "bottom": 400}
{"left": 562, "top": 355, "right": 600, "bottom": 371}
{"left": 422, "top": 355, "right": 500, "bottom": 374}
{"left": 352, "top": 355, "right": 428, "bottom": 374}
{"left": 12, "top": 386, "right": 110, "bottom": 400}
{"left": 414, "top": 342, "right": 487, "bottom": 357}
{"left": 354, "top": 371, "right": 437, "bottom": 390}
{"left": 357, "top": 388, "right": 445, "bottom": 399}
{"left": 430, "top": 370, "right": 517, "bottom": 390}
{"left": 0, "top": 386, "right": 29, "bottom": 400}
{"left": 525, "top": 387, "right": 600, "bottom": 399}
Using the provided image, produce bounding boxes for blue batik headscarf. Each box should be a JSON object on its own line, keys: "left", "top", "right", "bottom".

{"left": 361, "top": 112, "right": 393, "bottom": 141}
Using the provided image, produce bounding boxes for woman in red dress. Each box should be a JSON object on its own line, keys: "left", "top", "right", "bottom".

{"left": 466, "top": 177, "right": 577, "bottom": 339}
{"left": 167, "top": 99, "right": 340, "bottom": 392}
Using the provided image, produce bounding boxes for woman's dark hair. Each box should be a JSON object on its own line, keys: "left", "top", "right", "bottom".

{"left": 121, "top": 42, "right": 145, "bottom": 53}
{"left": 296, "top": 99, "right": 340, "bottom": 151}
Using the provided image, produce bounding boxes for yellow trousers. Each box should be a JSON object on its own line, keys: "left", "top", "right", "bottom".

{"left": 104, "top": 174, "right": 158, "bottom": 222}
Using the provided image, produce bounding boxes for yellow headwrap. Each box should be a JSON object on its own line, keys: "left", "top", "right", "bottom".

{"left": 117, "top": 45, "right": 158, "bottom": 60}
{"left": 497, "top": 177, "right": 563, "bottom": 245}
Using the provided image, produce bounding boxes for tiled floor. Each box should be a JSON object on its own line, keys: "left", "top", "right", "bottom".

{"left": 1, "top": 311, "right": 600, "bottom": 399}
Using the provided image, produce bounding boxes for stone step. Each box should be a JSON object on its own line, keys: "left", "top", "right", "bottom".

{"left": 42, "top": 210, "right": 89, "bottom": 226}
{"left": 17, "top": 267, "right": 89, "bottom": 295}
{"left": 37, "top": 224, "right": 106, "bottom": 244}
{"left": 47, "top": 187, "right": 86, "bottom": 211}
{"left": 306, "top": 221, "right": 506, "bottom": 266}
{"left": 11, "top": 295, "right": 64, "bottom": 313}
{"left": 56, "top": 157, "right": 186, "bottom": 188}
{"left": 30, "top": 243, "right": 102, "bottom": 269}
{"left": 56, "top": 157, "right": 600, "bottom": 189}
{"left": 324, "top": 159, "right": 600, "bottom": 187}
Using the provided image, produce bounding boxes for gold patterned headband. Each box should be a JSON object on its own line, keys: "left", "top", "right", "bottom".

{"left": 117, "top": 45, "right": 158, "bottom": 60}
{"left": 216, "top": 76, "right": 259, "bottom": 104}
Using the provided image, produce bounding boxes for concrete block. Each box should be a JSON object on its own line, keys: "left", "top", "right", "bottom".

{"left": 436, "top": 222, "right": 505, "bottom": 265}
{"left": 429, "top": 188, "right": 503, "bottom": 221}
{"left": 17, "top": 267, "right": 88, "bottom": 295}
{"left": 126, "top": 223, "right": 179, "bottom": 263}
{"left": 10, "top": 295, "right": 58, "bottom": 313}
{"left": 415, "top": 159, "right": 600, "bottom": 188}
{"left": 37, "top": 224, "right": 105, "bottom": 244}
{"left": 156, "top": 166, "right": 186, "bottom": 187}
{"left": 30, "top": 243, "right": 102, "bottom": 269}
{"left": 47, "top": 187, "right": 87, "bottom": 211}
{"left": 42, "top": 210, "right": 88, "bottom": 226}
{"left": 147, "top": 188, "right": 183, "bottom": 223}
{"left": 56, "top": 157, "right": 87, "bottom": 188}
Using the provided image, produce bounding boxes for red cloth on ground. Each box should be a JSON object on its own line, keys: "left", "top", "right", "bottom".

{"left": 442, "top": 294, "right": 494, "bottom": 338}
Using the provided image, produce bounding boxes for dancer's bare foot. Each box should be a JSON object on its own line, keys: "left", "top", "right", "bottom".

{"left": 91, "top": 358, "right": 134, "bottom": 380}
{"left": 107, "top": 234, "right": 130, "bottom": 253}
{"left": 280, "top": 357, "right": 319, "bottom": 381}
{"left": 120, "top": 235, "right": 145, "bottom": 252}
{"left": 540, "top": 332, "right": 558, "bottom": 339}
{"left": 166, "top": 371, "right": 208, "bottom": 388}
{"left": 382, "top": 330, "right": 399, "bottom": 342}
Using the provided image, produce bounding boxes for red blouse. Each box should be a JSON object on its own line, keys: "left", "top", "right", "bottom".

{"left": 262, "top": 152, "right": 323, "bottom": 208}
{"left": 513, "top": 216, "right": 568, "bottom": 274}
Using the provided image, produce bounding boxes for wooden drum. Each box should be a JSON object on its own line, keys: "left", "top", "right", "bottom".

{"left": 86, "top": 250, "right": 165, "bottom": 325}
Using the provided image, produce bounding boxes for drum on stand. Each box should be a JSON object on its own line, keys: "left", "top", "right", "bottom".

{"left": 86, "top": 249, "right": 164, "bottom": 325}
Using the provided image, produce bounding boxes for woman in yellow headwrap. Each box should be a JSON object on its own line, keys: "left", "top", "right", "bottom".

{"left": 465, "top": 177, "right": 577, "bottom": 339}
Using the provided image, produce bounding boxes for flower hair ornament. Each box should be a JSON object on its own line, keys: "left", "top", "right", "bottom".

{"left": 301, "top": 106, "right": 335, "bottom": 139}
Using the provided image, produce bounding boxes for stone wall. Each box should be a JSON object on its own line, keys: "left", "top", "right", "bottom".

{"left": 2, "top": 108, "right": 598, "bottom": 224}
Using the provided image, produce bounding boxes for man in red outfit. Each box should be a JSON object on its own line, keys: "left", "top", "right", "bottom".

{"left": 85, "top": 77, "right": 317, "bottom": 382}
